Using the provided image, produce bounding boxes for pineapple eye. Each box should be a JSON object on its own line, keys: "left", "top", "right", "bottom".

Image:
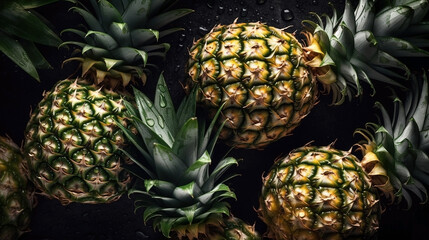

{"left": 71, "top": 148, "right": 95, "bottom": 166}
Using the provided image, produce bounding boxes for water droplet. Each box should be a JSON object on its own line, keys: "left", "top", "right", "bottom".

{"left": 206, "top": 0, "right": 215, "bottom": 8}
{"left": 215, "top": 15, "right": 220, "bottom": 21}
{"left": 217, "top": 6, "right": 225, "bottom": 14}
{"left": 240, "top": 8, "right": 248, "bottom": 17}
{"left": 179, "top": 33, "right": 186, "bottom": 42}
{"left": 146, "top": 119, "right": 155, "bottom": 127}
{"left": 198, "top": 26, "right": 209, "bottom": 36}
{"left": 235, "top": 7, "right": 239, "bottom": 11}
{"left": 174, "top": 65, "right": 181, "bottom": 72}
{"left": 227, "top": 8, "right": 233, "bottom": 15}
{"left": 159, "top": 95, "right": 167, "bottom": 108}
{"left": 270, "top": 5, "right": 275, "bottom": 10}
{"left": 207, "top": 18, "right": 212, "bottom": 24}
{"left": 240, "top": 1, "right": 245, "bottom": 5}
{"left": 256, "top": 0, "right": 266, "bottom": 5}
{"left": 281, "top": 9, "right": 294, "bottom": 21}
{"left": 136, "top": 231, "right": 149, "bottom": 239}
{"left": 312, "top": 0, "right": 318, "bottom": 5}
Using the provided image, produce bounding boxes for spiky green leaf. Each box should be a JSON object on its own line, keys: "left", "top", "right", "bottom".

{"left": 154, "top": 74, "right": 177, "bottom": 135}
{"left": 0, "top": 32, "right": 39, "bottom": 80}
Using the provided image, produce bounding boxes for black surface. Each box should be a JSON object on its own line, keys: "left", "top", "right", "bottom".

{"left": 1, "top": 0, "right": 428, "bottom": 239}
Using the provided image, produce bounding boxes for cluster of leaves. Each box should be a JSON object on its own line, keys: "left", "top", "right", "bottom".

{"left": 0, "top": 0, "right": 61, "bottom": 80}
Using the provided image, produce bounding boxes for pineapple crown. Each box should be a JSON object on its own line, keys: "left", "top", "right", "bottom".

{"left": 357, "top": 71, "right": 429, "bottom": 208}
{"left": 62, "top": 0, "right": 193, "bottom": 88}
{"left": 0, "top": 0, "right": 61, "bottom": 81}
{"left": 303, "top": 0, "right": 429, "bottom": 104}
{"left": 117, "top": 75, "right": 238, "bottom": 239}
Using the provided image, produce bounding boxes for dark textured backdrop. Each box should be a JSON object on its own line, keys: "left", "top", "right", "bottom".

{"left": 0, "top": 0, "right": 428, "bottom": 239}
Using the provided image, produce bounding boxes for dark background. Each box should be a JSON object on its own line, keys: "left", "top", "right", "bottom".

{"left": 0, "top": 0, "right": 428, "bottom": 239}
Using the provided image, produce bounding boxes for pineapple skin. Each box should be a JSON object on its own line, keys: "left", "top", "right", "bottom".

{"left": 24, "top": 78, "right": 132, "bottom": 204}
{"left": 259, "top": 145, "right": 380, "bottom": 240}
{"left": 188, "top": 22, "right": 317, "bottom": 149}
{"left": 220, "top": 217, "right": 260, "bottom": 240}
{"left": 0, "top": 136, "right": 34, "bottom": 240}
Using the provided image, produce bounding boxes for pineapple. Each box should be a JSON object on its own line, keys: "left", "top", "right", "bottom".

{"left": 258, "top": 71, "right": 429, "bottom": 239}
{"left": 187, "top": 0, "right": 429, "bottom": 149}
{"left": 24, "top": 0, "right": 192, "bottom": 204}
{"left": 118, "top": 74, "right": 243, "bottom": 239}
{"left": 0, "top": 136, "right": 34, "bottom": 240}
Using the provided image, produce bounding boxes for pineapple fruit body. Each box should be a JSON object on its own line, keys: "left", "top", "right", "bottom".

{"left": 188, "top": 0, "right": 429, "bottom": 149}
{"left": 0, "top": 136, "right": 34, "bottom": 240}
{"left": 24, "top": 78, "right": 132, "bottom": 204}
{"left": 188, "top": 22, "right": 317, "bottom": 149}
{"left": 21, "top": 0, "right": 192, "bottom": 205}
{"left": 259, "top": 146, "right": 380, "bottom": 240}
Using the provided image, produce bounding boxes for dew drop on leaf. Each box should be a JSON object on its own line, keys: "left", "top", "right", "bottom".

{"left": 146, "top": 119, "right": 155, "bottom": 127}
{"left": 159, "top": 96, "right": 167, "bottom": 108}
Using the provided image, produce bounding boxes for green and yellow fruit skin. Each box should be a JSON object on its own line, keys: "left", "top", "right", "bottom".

{"left": 188, "top": 0, "right": 429, "bottom": 149}
{"left": 187, "top": 22, "right": 318, "bottom": 149}
{"left": 24, "top": 78, "right": 132, "bottom": 204}
{"left": 0, "top": 136, "right": 34, "bottom": 240}
{"left": 259, "top": 145, "right": 380, "bottom": 240}
{"left": 218, "top": 217, "right": 260, "bottom": 240}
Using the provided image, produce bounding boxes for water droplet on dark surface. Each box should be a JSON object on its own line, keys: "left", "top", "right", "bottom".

{"left": 179, "top": 34, "right": 186, "bottom": 42}
{"left": 270, "top": 5, "right": 275, "bottom": 10}
{"left": 174, "top": 65, "right": 181, "bottom": 72}
{"left": 312, "top": 0, "right": 318, "bottom": 5}
{"left": 206, "top": 0, "right": 215, "bottom": 8}
{"left": 176, "top": 44, "right": 184, "bottom": 52}
{"left": 240, "top": 8, "right": 248, "bottom": 17}
{"left": 136, "top": 231, "right": 149, "bottom": 239}
{"left": 215, "top": 15, "right": 220, "bottom": 21}
{"left": 228, "top": 8, "right": 233, "bottom": 15}
{"left": 256, "top": 0, "right": 266, "bottom": 5}
{"left": 217, "top": 6, "right": 225, "bottom": 14}
{"left": 198, "top": 26, "right": 209, "bottom": 36}
{"left": 281, "top": 9, "right": 294, "bottom": 21}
